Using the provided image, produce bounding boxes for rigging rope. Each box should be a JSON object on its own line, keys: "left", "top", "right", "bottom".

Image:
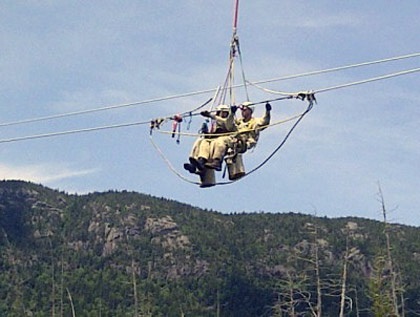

{"left": 236, "top": 37, "right": 250, "bottom": 101}
{"left": 151, "top": 99, "right": 314, "bottom": 186}
{"left": 149, "top": 135, "right": 200, "bottom": 186}
{"left": 153, "top": 110, "right": 305, "bottom": 138}
{"left": 0, "top": 52, "right": 418, "bottom": 128}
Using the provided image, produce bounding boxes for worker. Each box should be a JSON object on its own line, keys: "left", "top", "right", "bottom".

{"left": 183, "top": 104, "right": 237, "bottom": 173}
{"left": 235, "top": 101, "right": 271, "bottom": 153}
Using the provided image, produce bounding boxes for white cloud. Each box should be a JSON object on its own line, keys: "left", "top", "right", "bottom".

{"left": 0, "top": 162, "right": 99, "bottom": 184}
{"left": 295, "top": 13, "right": 366, "bottom": 29}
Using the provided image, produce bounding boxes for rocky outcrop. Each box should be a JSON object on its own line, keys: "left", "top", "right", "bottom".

{"left": 145, "top": 216, "right": 189, "bottom": 248}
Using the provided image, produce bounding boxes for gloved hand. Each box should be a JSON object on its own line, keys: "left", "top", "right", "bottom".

{"left": 265, "top": 102, "right": 272, "bottom": 111}
{"left": 231, "top": 105, "right": 238, "bottom": 113}
{"left": 237, "top": 139, "right": 247, "bottom": 153}
{"left": 200, "top": 110, "right": 211, "bottom": 118}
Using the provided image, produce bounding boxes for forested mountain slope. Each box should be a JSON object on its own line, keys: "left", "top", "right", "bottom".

{"left": 1, "top": 180, "right": 419, "bottom": 316}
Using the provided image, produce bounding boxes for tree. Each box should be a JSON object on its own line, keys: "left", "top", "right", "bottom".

{"left": 368, "top": 184, "right": 405, "bottom": 317}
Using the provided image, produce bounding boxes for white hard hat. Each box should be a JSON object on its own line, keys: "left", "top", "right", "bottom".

{"left": 240, "top": 101, "right": 254, "bottom": 112}
{"left": 216, "top": 104, "right": 230, "bottom": 111}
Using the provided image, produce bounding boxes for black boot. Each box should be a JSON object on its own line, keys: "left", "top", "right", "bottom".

{"left": 205, "top": 158, "right": 222, "bottom": 171}
{"left": 183, "top": 163, "right": 196, "bottom": 174}
{"left": 196, "top": 157, "right": 207, "bottom": 171}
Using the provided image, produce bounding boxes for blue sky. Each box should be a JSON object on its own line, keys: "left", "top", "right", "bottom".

{"left": 1, "top": 1, "right": 419, "bottom": 226}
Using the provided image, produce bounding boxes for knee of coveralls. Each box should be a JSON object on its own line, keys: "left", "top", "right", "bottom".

{"left": 196, "top": 139, "right": 212, "bottom": 160}
{"left": 210, "top": 136, "right": 233, "bottom": 161}
{"left": 189, "top": 138, "right": 202, "bottom": 158}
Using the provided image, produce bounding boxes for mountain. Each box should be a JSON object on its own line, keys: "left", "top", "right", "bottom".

{"left": 0, "top": 180, "right": 419, "bottom": 316}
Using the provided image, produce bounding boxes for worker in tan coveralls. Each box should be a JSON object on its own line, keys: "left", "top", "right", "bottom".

{"left": 235, "top": 101, "right": 271, "bottom": 152}
{"left": 183, "top": 104, "right": 237, "bottom": 174}
{"left": 219, "top": 101, "right": 272, "bottom": 180}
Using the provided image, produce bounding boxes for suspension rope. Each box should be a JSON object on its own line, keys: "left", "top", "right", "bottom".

{"left": 0, "top": 52, "right": 418, "bottom": 128}
{"left": 229, "top": 0, "right": 250, "bottom": 103}
{"left": 236, "top": 38, "right": 250, "bottom": 101}
{"left": 232, "top": 0, "right": 240, "bottom": 32}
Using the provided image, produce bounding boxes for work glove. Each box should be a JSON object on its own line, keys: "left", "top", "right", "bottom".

{"left": 231, "top": 105, "right": 238, "bottom": 113}
{"left": 265, "top": 102, "right": 272, "bottom": 111}
{"left": 200, "top": 110, "right": 211, "bottom": 118}
{"left": 237, "top": 139, "right": 247, "bottom": 153}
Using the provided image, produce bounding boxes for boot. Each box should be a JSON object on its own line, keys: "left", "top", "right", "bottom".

{"left": 188, "top": 157, "right": 206, "bottom": 171}
{"left": 230, "top": 171, "right": 245, "bottom": 180}
{"left": 196, "top": 157, "right": 207, "bottom": 171}
{"left": 183, "top": 163, "right": 196, "bottom": 174}
{"left": 205, "top": 158, "right": 222, "bottom": 171}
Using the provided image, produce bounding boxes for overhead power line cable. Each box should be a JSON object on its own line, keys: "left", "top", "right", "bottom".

{"left": 314, "top": 67, "right": 420, "bottom": 94}
{"left": 0, "top": 67, "right": 418, "bottom": 144}
{"left": 0, "top": 52, "right": 418, "bottom": 128}
{"left": 0, "top": 66, "right": 418, "bottom": 145}
{"left": 252, "top": 52, "right": 420, "bottom": 86}
{"left": 251, "top": 67, "right": 420, "bottom": 96}
{"left": 0, "top": 120, "right": 150, "bottom": 144}
{"left": 0, "top": 92, "right": 217, "bottom": 128}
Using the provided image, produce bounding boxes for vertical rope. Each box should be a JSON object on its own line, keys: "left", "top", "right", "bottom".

{"left": 236, "top": 40, "right": 250, "bottom": 101}
{"left": 232, "top": 0, "right": 240, "bottom": 32}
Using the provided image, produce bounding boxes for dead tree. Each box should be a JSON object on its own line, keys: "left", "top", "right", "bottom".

{"left": 378, "top": 185, "right": 400, "bottom": 316}
{"left": 368, "top": 183, "right": 405, "bottom": 316}
{"left": 275, "top": 270, "right": 310, "bottom": 317}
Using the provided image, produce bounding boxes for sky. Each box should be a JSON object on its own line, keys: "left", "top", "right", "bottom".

{"left": 1, "top": 1, "right": 419, "bottom": 226}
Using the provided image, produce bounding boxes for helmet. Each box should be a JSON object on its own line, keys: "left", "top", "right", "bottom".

{"left": 216, "top": 104, "right": 230, "bottom": 112}
{"left": 240, "top": 101, "right": 254, "bottom": 112}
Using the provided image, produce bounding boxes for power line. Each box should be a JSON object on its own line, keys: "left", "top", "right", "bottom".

{"left": 0, "top": 52, "right": 418, "bottom": 128}
{"left": 0, "top": 65, "right": 418, "bottom": 145}
{"left": 0, "top": 120, "right": 150, "bottom": 144}
{"left": 315, "top": 67, "right": 420, "bottom": 94}
{"left": 250, "top": 67, "right": 420, "bottom": 96}
{"left": 252, "top": 52, "right": 420, "bottom": 86}
{"left": 0, "top": 90, "right": 216, "bottom": 128}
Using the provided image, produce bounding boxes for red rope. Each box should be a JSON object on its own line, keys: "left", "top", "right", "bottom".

{"left": 232, "top": 0, "right": 239, "bottom": 30}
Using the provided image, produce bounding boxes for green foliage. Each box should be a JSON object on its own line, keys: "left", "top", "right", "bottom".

{"left": 0, "top": 181, "right": 420, "bottom": 316}
{"left": 368, "top": 256, "right": 396, "bottom": 317}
